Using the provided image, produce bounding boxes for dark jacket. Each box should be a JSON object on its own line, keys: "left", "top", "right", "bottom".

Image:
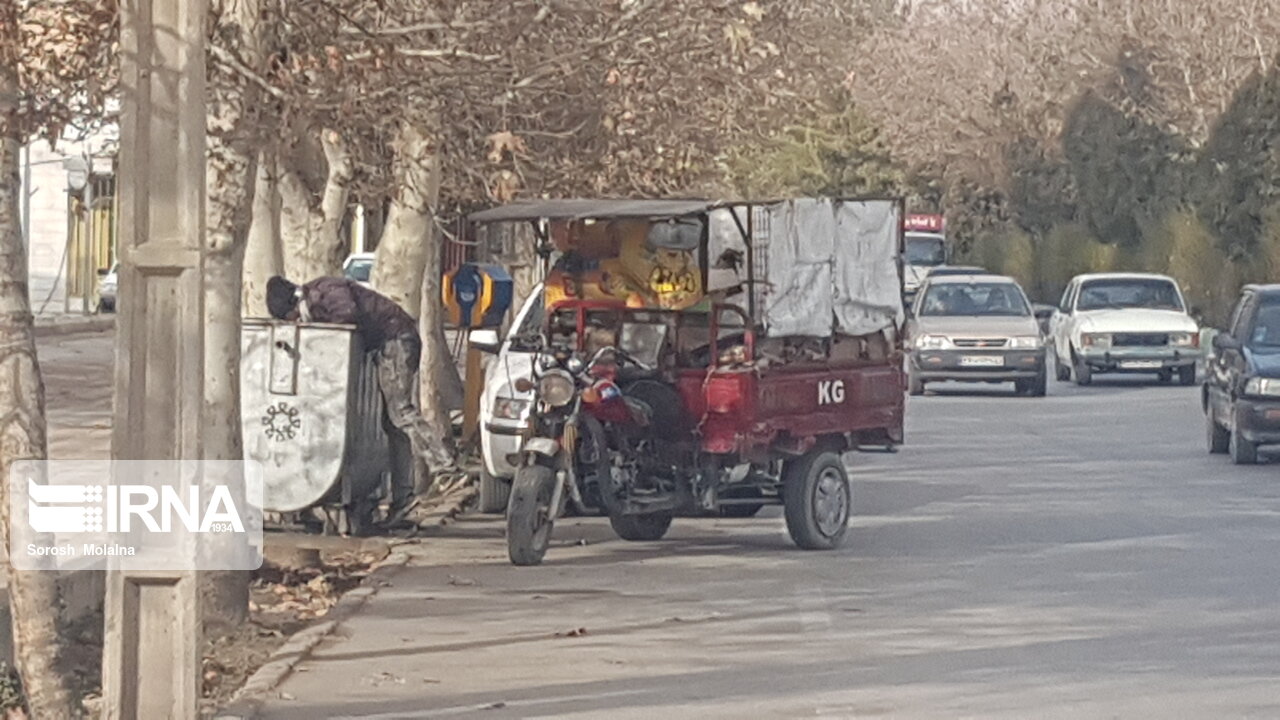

{"left": 300, "top": 277, "right": 419, "bottom": 352}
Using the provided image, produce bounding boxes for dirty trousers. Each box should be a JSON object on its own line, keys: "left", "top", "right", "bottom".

{"left": 375, "top": 334, "right": 449, "bottom": 507}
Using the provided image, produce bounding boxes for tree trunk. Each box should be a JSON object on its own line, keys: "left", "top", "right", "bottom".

{"left": 242, "top": 153, "right": 282, "bottom": 315}
{"left": 276, "top": 130, "right": 352, "bottom": 281}
{"left": 419, "top": 237, "right": 460, "bottom": 465}
{"left": 371, "top": 124, "right": 437, "bottom": 317}
{"left": 202, "top": 0, "right": 266, "bottom": 634}
{"left": 0, "top": 123, "right": 77, "bottom": 719}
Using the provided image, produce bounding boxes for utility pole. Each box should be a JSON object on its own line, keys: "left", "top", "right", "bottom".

{"left": 103, "top": 0, "right": 207, "bottom": 716}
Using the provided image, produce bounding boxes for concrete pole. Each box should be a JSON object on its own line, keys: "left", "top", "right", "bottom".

{"left": 103, "top": 0, "right": 207, "bottom": 716}
{"left": 81, "top": 163, "right": 92, "bottom": 315}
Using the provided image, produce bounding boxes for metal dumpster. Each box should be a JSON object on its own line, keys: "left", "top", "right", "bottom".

{"left": 241, "top": 320, "right": 391, "bottom": 530}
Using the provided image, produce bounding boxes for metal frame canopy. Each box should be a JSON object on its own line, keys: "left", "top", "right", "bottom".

{"left": 468, "top": 197, "right": 907, "bottom": 336}
{"left": 467, "top": 198, "right": 726, "bottom": 223}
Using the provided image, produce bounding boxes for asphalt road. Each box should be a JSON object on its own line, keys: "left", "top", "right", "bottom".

{"left": 253, "top": 371, "right": 1280, "bottom": 720}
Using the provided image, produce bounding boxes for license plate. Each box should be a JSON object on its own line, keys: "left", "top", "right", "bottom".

{"left": 1120, "top": 360, "right": 1163, "bottom": 369}
{"left": 960, "top": 356, "right": 1004, "bottom": 367}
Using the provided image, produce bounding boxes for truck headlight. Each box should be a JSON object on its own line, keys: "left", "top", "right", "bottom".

{"left": 1081, "top": 332, "right": 1111, "bottom": 349}
{"left": 492, "top": 397, "right": 529, "bottom": 420}
{"left": 1169, "top": 332, "right": 1199, "bottom": 348}
{"left": 1243, "top": 377, "right": 1280, "bottom": 398}
{"left": 1007, "top": 335, "right": 1042, "bottom": 349}
{"left": 537, "top": 370, "right": 576, "bottom": 407}
{"left": 915, "top": 334, "right": 952, "bottom": 350}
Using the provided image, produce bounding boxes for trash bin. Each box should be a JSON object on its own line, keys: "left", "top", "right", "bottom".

{"left": 241, "top": 320, "right": 390, "bottom": 530}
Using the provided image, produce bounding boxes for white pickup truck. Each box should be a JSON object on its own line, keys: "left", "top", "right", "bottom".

{"left": 1049, "top": 272, "right": 1203, "bottom": 386}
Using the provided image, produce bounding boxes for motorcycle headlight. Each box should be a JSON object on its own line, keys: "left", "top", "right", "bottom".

{"left": 1007, "top": 335, "right": 1042, "bottom": 349}
{"left": 1081, "top": 332, "right": 1111, "bottom": 349}
{"left": 1169, "top": 332, "right": 1199, "bottom": 348}
{"left": 915, "top": 334, "right": 952, "bottom": 350}
{"left": 537, "top": 370, "right": 576, "bottom": 407}
{"left": 1244, "top": 377, "right": 1280, "bottom": 398}
{"left": 492, "top": 396, "right": 529, "bottom": 420}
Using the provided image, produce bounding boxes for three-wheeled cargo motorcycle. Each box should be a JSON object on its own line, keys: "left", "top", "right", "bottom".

{"left": 467, "top": 198, "right": 907, "bottom": 565}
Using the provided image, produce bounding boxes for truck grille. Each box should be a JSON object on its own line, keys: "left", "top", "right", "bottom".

{"left": 1112, "top": 333, "right": 1168, "bottom": 347}
{"left": 952, "top": 338, "right": 1008, "bottom": 349}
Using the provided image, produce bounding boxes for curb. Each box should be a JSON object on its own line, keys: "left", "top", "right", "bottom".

{"left": 33, "top": 316, "right": 115, "bottom": 337}
{"left": 212, "top": 550, "right": 412, "bottom": 720}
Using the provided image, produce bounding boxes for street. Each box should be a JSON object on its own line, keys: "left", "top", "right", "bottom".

{"left": 253, "top": 376, "right": 1280, "bottom": 719}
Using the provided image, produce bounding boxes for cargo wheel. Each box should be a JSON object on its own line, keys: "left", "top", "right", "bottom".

{"left": 507, "top": 465, "right": 557, "bottom": 565}
{"left": 610, "top": 512, "right": 673, "bottom": 541}
{"left": 783, "top": 451, "right": 850, "bottom": 550}
{"left": 1178, "top": 365, "right": 1197, "bottom": 386}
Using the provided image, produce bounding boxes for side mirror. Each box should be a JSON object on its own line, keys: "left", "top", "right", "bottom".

{"left": 468, "top": 328, "right": 501, "bottom": 354}
{"left": 1212, "top": 333, "right": 1241, "bottom": 352}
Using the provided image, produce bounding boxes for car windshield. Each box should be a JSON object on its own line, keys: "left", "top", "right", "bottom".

{"left": 920, "top": 282, "right": 1030, "bottom": 317}
{"left": 1077, "top": 279, "right": 1183, "bottom": 312}
{"left": 1250, "top": 303, "right": 1280, "bottom": 347}
{"left": 344, "top": 259, "right": 373, "bottom": 282}
{"left": 906, "top": 235, "right": 946, "bottom": 266}
{"left": 508, "top": 291, "right": 545, "bottom": 350}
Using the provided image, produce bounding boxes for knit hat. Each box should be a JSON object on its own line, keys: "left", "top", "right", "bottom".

{"left": 266, "top": 276, "right": 299, "bottom": 319}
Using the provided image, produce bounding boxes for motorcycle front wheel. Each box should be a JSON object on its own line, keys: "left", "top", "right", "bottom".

{"left": 507, "top": 464, "right": 557, "bottom": 566}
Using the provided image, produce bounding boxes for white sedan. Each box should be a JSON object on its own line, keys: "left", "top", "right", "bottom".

{"left": 1049, "top": 272, "right": 1202, "bottom": 385}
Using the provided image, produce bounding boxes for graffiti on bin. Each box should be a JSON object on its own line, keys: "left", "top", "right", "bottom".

{"left": 262, "top": 402, "right": 301, "bottom": 441}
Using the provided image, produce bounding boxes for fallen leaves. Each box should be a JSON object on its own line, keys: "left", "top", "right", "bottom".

{"left": 251, "top": 551, "right": 381, "bottom": 622}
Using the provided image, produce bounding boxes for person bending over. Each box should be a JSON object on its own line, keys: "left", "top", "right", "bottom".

{"left": 266, "top": 275, "right": 455, "bottom": 523}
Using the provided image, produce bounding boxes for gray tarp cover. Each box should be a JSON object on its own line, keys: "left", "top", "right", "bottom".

{"left": 760, "top": 199, "right": 903, "bottom": 337}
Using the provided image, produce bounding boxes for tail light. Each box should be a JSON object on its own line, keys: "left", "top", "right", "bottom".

{"left": 705, "top": 375, "right": 745, "bottom": 414}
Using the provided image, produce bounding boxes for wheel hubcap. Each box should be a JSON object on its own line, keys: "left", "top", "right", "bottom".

{"left": 813, "top": 468, "right": 850, "bottom": 538}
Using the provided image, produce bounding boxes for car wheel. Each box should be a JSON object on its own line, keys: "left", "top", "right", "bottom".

{"left": 1206, "top": 414, "right": 1230, "bottom": 454}
{"left": 1229, "top": 424, "right": 1259, "bottom": 465}
{"left": 1055, "top": 356, "right": 1071, "bottom": 382}
{"left": 783, "top": 451, "right": 851, "bottom": 550}
{"left": 908, "top": 370, "right": 925, "bottom": 396}
{"left": 477, "top": 468, "right": 512, "bottom": 514}
{"left": 1073, "top": 351, "right": 1092, "bottom": 386}
{"left": 1029, "top": 367, "right": 1048, "bottom": 397}
{"left": 1178, "top": 365, "right": 1197, "bottom": 386}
